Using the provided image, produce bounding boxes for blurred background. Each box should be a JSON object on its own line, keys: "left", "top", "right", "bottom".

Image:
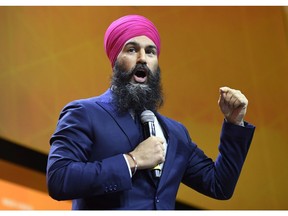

{"left": 0, "top": 6, "right": 287, "bottom": 210}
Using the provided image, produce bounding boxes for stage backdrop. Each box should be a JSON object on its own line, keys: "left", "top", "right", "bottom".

{"left": 0, "top": 6, "right": 287, "bottom": 209}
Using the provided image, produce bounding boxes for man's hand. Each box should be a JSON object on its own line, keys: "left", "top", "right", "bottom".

{"left": 218, "top": 86, "right": 248, "bottom": 126}
{"left": 128, "top": 136, "right": 165, "bottom": 170}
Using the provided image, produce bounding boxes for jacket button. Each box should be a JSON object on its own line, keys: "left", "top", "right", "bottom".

{"left": 113, "top": 185, "right": 117, "bottom": 191}
{"left": 109, "top": 186, "right": 113, "bottom": 191}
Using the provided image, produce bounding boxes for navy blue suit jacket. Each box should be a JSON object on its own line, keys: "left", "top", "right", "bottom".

{"left": 47, "top": 89, "right": 255, "bottom": 209}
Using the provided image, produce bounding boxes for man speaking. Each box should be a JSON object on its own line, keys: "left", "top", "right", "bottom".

{"left": 46, "top": 14, "right": 255, "bottom": 210}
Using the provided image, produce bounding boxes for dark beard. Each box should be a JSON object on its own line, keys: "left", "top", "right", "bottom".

{"left": 110, "top": 62, "right": 164, "bottom": 115}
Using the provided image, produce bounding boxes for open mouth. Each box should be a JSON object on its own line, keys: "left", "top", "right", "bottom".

{"left": 133, "top": 70, "right": 147, "bottom": 83}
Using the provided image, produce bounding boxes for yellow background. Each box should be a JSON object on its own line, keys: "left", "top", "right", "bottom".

{"left": 0, "top": 6, "right": 287, "bottom": 209}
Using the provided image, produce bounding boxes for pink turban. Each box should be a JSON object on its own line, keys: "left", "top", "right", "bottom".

{"left": 104, "top": 14, "right": 161, "bottom": 67}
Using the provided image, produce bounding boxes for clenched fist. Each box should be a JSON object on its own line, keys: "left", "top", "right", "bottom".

{"left": 128, "top": 136, "right": 165, "bottom": 170}
{"left": 218, "top": 86, "right": 248, "bottom": 126}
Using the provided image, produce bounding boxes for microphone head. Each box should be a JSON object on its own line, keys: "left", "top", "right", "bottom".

{"left": 140, "top": 110, "right": 155, "bottom": 123}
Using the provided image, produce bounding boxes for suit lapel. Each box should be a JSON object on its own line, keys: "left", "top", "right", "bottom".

{"left": 155, "top": 114, "right": 177, "bottom": 191}
{"left": 95, "top": 89, "right": 142, "bottom": 150}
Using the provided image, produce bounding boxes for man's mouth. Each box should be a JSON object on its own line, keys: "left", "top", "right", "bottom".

{"left": 133, "top": 70, "right": 147, "bottom": 83}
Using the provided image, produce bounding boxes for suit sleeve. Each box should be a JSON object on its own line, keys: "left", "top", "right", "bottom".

{"left": 46, "top": 101, "right": 132, "bottom": 201}
{"left": 182, "top": 121, "right": 255, "bottom": 200}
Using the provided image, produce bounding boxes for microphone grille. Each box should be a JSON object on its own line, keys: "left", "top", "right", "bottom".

{"left": 140, "top": 110, "right": 155, "bottom": 123}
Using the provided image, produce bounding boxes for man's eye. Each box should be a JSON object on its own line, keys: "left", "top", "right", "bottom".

{"left": 147, "top": 49, "right": 156, "bottom": 55}
{"left": 128, "top": 48, "right": 136, "bottom": 53}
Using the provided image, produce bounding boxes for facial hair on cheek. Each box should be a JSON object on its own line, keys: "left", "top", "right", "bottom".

{"left": 111, "top": 62, "right": 164, "bottom": 114}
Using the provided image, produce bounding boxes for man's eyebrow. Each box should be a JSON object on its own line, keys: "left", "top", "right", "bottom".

{"left": 124, "top": 41, "right": 139, "bottom": 47}
{"left": 146, "top": 45, "right": 157, "bottom": 50}
{"left": 124, "top": 41, "right": 157, "bottom": 50}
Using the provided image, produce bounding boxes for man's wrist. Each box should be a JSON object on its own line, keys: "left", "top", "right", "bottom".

{"left": 125, "top": 153, "right": 138, "bottom": 176}
{"left": 225, "top": 118, "right": 245, "bottom": 127}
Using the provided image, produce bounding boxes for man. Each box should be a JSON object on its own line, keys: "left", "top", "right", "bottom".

{"left": 46, "top": 14, "right": 255, "bottom": 210}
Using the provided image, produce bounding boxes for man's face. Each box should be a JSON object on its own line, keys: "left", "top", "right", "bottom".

{"left": 116, "top": 35, "right": 159, "bottom": 84}
{"left": 110, "top": 35, "right": 163, "bottom": 114}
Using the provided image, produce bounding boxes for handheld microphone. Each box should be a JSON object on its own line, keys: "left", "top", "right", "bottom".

{"left": 140, "top": 110, "right": 162, "bottom": 178}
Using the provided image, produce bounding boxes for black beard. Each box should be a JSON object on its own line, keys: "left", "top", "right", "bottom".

{"left": 110, "top": 62, "right": 164, "bottom": 115}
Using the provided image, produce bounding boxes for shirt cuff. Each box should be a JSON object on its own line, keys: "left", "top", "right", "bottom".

{"left": 123, "top": 154, "right": 132, "bottom": 178}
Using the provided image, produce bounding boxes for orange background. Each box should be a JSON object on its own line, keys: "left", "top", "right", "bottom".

{"left": 0, "top": 6, "right": 288, "bottom": 209}
{"left": 0, "top": 160, "right": 71, "bottom": 210}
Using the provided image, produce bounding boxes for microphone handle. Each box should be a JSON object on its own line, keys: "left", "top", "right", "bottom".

{"left": 142, "top": 121, "right": 161, "bottom": 178}
{"left": 153, "top": 165, "right": 162, "bottom": 178}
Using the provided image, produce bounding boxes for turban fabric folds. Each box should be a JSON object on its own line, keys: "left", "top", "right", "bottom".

{"left": 104, "top": 15, "right": 161, "bottom": 67}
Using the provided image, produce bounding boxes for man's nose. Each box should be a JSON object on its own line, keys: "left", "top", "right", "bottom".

{"left": 137, "top": 49, "right": 147, "bottom": 64}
